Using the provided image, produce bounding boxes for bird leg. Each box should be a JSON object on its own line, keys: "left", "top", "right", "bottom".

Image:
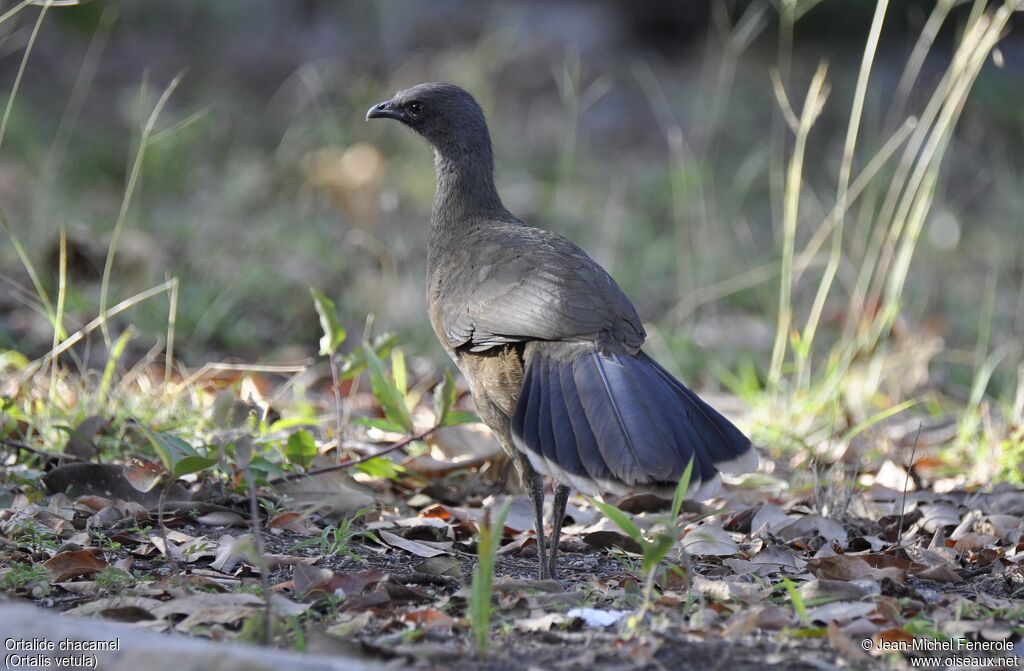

{"left": 548, "top": 484, "right": 571, "bottom": 579}
{"left": 521, "top": 458, "right": 549, "bottom": 580}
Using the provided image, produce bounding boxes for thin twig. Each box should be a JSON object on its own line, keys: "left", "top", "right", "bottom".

{"left": 893, "top": 421, "right": 923, "bottom": 551}
{"left": 157, "top": 480, "right": 181, "bottom": 577}
{"left": 245, "top": 468, "right": 274, "bottom": 646}
{"left": 1, "top": 437, "right": 87, "bottom": 462}
{"left": 271, "top": 426, "right": 437, "bottom": 483}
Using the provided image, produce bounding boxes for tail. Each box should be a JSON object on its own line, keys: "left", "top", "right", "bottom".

{"left": 510, "top": 343, "right": 756, "bottom": 499}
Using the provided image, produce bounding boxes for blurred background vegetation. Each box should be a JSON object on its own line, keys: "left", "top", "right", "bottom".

{"left": 1, "top": 1, "right": 1022, "bottom": 481}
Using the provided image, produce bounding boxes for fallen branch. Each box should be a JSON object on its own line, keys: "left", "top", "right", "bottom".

{"left": 0, "top": 437, "right": 87, "bottom": 463}
{"left": 271, "top": 425, "right": 437, "bottom": 483}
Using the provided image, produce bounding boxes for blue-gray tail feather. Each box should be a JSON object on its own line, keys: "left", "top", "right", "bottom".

{"left": 511, "top": 345, "right": 754, "bottom": 495}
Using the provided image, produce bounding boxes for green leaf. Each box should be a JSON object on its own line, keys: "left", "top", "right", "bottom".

{"left": 443, "top": 410, "right": 480, "bottom": 427}
{"left": 268, "top": 417, "right": 319, "bottom": 433}
{"left": 432, "top": 369, "right": 457, "bottom": 426}
{"left": 670, "top": 456, "right": 695, "bottom": 520}
{"left": 781, "top": 577, "right": 810, "bottom": 626}
{"left": 0, "top": 349, "right": 30, "bottom": 372}
{"left": 310, "top": 287, "right": 347, "bottom": 356}
{"left": 172, "top": 454, "right": 218, "bottom": 478}
{"left": 587, "top": 496, "right": 646, "bottom": 546}
{"left": 641, "top": 534, "right": 675, "bottom": 576}
{"left": 146, "top": 431, "right": 217, "bottom": 478}
{"left": 363, "top": 345, "right": 414, "bottom": 433}
{"left": 391, "top": 348, "right": 407, "bottom": 399}
{"left": 284, "top": 430, "right": 318, "bottom": 469}
{"left": 247, "top": 455, "right": 286, "bottom": 480}
{"left": 351, "top": 416, "right": 407, "bottom": 433}
{"left": 339, "top": 333, "right": 398, "bottom": 380}
{"left": 354, "top": 456, "right": 405, "bottom": 480}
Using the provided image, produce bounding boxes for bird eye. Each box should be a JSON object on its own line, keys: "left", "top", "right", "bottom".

{"left": 406, "top": 101, "right": 423, "bottom": 116}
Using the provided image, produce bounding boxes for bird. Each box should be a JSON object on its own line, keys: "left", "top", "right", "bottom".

{"left": 367, "top": 82, "right": 756, "bottom": 580}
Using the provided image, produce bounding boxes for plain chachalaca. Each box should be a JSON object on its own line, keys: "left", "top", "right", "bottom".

{"left": 367, "top": 82, "right": 757, "bottom": 579}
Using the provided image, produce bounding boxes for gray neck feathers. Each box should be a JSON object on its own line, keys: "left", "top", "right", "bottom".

{"left": 428, "top": 119, "right": 507, "bottom": 237}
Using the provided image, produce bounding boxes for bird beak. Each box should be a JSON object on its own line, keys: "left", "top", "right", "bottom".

{"left": 366, "top": 99, "right": 407, "bottom": 123}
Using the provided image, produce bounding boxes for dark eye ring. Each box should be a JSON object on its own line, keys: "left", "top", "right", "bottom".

{"left": 406, "top": 101, "right": 423, "bottom": 116}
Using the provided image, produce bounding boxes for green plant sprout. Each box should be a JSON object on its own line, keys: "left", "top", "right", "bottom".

{"left": 468, "top": 499, "right": 510, "bottom": 655}
{"left": 588, "top": 457, "right": 695, "bottom": 624}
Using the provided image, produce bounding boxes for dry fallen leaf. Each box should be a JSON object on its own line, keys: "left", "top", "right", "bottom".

{"left": 403, "top": 608, "right": 456, "bottom": 631}
{"left": 806, "top": 555, "right": 905, "bottom": 583}
{"left": 680, "top": 524, "right": 739, "bottom": 556}
{"left": 197, "top": 511, "right": 248, "bottom": 528}
{"left": 268, "top": 511, "right": 322, "bottom": 535}
{"left": 378, "top": 530, "right": 448, "bottom": 557}
{"left": 827, "top": 621, "right": 874, "bottom": 663}
{"left": 42, "top": 549, "right": 107, "bottom": 582}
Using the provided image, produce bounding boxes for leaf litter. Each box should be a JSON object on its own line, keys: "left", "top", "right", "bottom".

{"left": 2, "top": 372, "right": 1023, "bottom": 671}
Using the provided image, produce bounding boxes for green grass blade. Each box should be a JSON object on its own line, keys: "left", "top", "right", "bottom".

{"left": 781, "top": 577, "right": 810, "bottom": 626}
{"left": 468, "top": 499, "right": 510, "bottom": 654}
{"left": 670, "top": 456, "right": 695, "bottom": 520}
{"left": 97, "top": 327, "right": 135, "bottom": 407}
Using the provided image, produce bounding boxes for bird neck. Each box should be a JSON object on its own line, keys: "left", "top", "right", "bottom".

{"left": 430, "top": 146, "right": 507, "bottom": 237}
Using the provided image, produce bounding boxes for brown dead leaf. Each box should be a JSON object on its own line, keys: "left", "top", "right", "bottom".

{"left": 723, "top": 604, "right": 794, "bottom": 636}
{"left": 874, "top": 627, "right": 916, "bottom": 651}
{"left": 122, "top": 458, "right": 165, "bottom": 493}
{"left": 412, "top": 555, "right": 461, "bottom": 578}
{"left": 750, "top": 503, "right": 791, "bottom": 534}
{"left": 581, "top": 516, "right": 643, "bottom": 554}
{"left": 152, "top": 592, "right": 263, "bottom": 622}
{"left": 952, "top": 532, "right": 997, "bottom": 553}
{"left": 413, "top": 424, "right": 499, "bottom": 474}
{"left": 174, "top": 604, "right": 257, "bottom": 632}
{"left": 828, "top": 621, "right": 873, "bottom": 663}
{"left": 728, "top": 547, "right": 806, "bottom": 576}
{"left": 859, "top": 553, "right": 923, "bottom": 572}
{"left": 67, "top": 596, "right": 164, "bottom": 621}
{"left": 615, "top": 492, "right": 671, "bottom": 514}
{"left": 807, "top": 555, "right": 906, "bottom": 583}
{"left": 274, "top": 470, "right": 377, "bottom": 520}
{"left": 333, "top": 569, "right": 389, "bottom": 597}
{"left": 54, "top": 581, "right": 98, "bottom": 596}
{"left": 799, "top": 578, "right": 873, "bottom": 601}
{"left": 378, "top": 530, "right": 448, "bottom": 557}
{"left": 74, "top": 495, "right": 114, "bottom": 512}
{"left": 268, "top": 511, "right": 321, "bottom": 535}
{"left": 775, "top": 514, "right": 848, "bottom": 546}
{"left": 293, "top": 563, "right": 336, "bottom": 599}
{"left": 914, "top": 563, "right": 962, "bottom": 583}
{"left": 403, "top": 608, "right": 456, "bottom": 631}
{"left": 42, "top": 549, "right": 107, "bottom": 582}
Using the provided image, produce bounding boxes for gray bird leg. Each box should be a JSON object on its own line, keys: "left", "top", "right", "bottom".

{"left": 548, "top": 484, "right": 571, "bottom": 579}
{"left": 520, "top": 456, "right": 549, "bottom": 580}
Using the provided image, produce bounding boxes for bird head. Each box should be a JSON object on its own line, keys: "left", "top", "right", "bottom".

{"left": 366, "top": 82, "right": 491, "bottom": 160}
